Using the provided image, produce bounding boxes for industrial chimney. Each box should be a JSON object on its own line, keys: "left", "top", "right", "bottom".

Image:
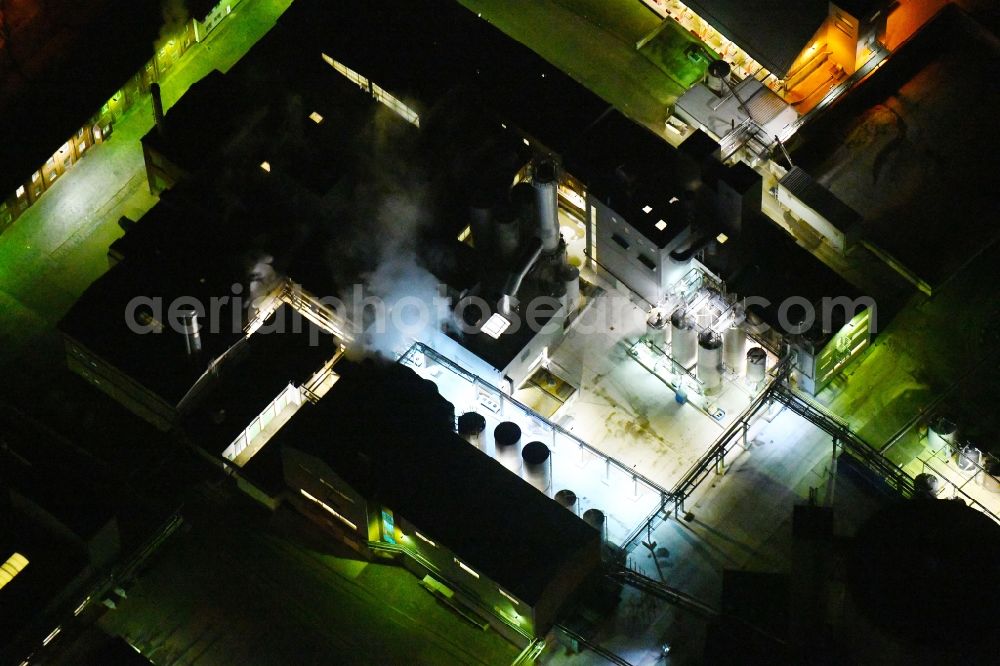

{"left": 532, "top": 160, "right": 560, "bottom": 253}
{"left": 151, "top": 83, "right": 165, "bottom": 136}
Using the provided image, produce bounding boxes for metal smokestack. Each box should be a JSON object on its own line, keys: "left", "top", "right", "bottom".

{"left": 180, "top": 309, "right": 202, "bottom": 356}
{"left": 151, "top": 83, "right": 165, "bottom": 136}
{"left": 532, "top": 160, "right": 560, "bottom": 253}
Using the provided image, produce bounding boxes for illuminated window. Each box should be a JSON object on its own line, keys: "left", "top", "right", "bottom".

{"left": 455, "top": 559, "right": 480, "bottom": 578}
{"left": 300, "top": 489, "right": 358, "bottom": 530}
{"left": 414, "top": 531, "right": 436, "bottom": 547}
{"left": 481, "top": 313, "right": 511, "bottom": 339}
{"left": 309, "top": 111, "right": 324, "bottom": 124}
{"left": 260, "top": 161, "right": 271, "bottom": 172}
{"left": 499, "top": 588, "right": 520, "bottom": 605}
{"left": 15, "top": 186, "right": 25, "bottom": 198}
{"left": 0, "top": 552, "right": 29, "bottom": 591}
{"left": 42, "top": 626, "right": 61, "bottom": 646}
{"left": 457, "top": 226, "right": 471, "bottom": 242}
{"left": 655, "top": 220, "right": 667, "bottom": 231}
{"left": 522, "top": 138, "right": 530, "bottom": 147}
{"left": 642, "top": 205, "right": 652, "bottom": 214}
{"left": 716, "top": 233, "right": 729, "bottom": 244}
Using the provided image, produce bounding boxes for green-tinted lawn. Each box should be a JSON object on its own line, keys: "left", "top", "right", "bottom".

{"left": 639, "top": 19, "right": 718, "bottom": 89}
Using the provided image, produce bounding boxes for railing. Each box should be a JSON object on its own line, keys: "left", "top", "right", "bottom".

{"left": 769, "top": 384, "right": 916, "bottom": 498}
{"left": 608, "top": 565, "right": 718, "bottom": 618}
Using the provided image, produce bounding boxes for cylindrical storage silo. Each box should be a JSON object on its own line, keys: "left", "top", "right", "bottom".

{"left": 746, "top": 347, "right": 767, "bottom": 384}
{"left": 980, "top": 459, "right": 1000, "bottom": 494}
{"left": 724, "top": 322, "right": 746, "bottom": 375}
{"left": 670, "top": 309, "right": 697, "bottom": 370}
{"left": 646, "top": 310, "right": 668, "bottom": 349}
{"left": 493, "top": 421, "right": 522, "bottom": 474}
{"left": 555, "top": 489, "right": 578, "bottom": 515}
{"left": 705, "top": 59, "right": 731, "bottom": 96}
{"left": 521, "top": 441, "right": 552, "bottom": 495}
{"left": 582, "top": 508, "right": 607, "bottom": 543}
{"left": 562, "top": 266, "right": 581, "bottom": 317}
{"left": 457, "top": 412, "right": 487, "bottom": 451}
{"left": 955, "top": 445, "right": 981, "bottom": 472}
{"left": 697, "top": 330, "right": 723, "bottom": 395}
{"left": 929, "top": 417, "right": 958, "bottom": 462}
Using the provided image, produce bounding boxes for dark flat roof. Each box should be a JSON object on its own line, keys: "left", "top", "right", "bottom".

{"left": 792, "top": 5, "right": 1000, "bottom": 288}
{"left": 273, "top": 359, "right": 600, "bottom": 604}
{"left": 680, "top": 0, "right": 828, "bottom": 76}
{"left": 0, "top": 511, "right": 87, "bottom": 646}
{"left": 275, "top": 0, "right": 610, "bottom": 157}
{"left": 714, "top": 212, "right": 864, "bottom": 336}
{"left": 568, "top": 110, "right": 688, "bottom": 249}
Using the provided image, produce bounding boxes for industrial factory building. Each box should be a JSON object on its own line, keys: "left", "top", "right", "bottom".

{"left": 644, "top": 0, "right": 890, "bottom": 94}
{"left": 274, "top": 359, "right": 602, "bottom": 641}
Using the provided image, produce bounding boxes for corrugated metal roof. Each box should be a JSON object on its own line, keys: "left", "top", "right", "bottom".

{"left": 780, "top": 167, "right": 861, "bottom": 230}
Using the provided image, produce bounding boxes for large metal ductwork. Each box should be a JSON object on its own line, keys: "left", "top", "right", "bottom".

{"left": 533, "top": 160, "right": 560, "bottom": 253}
{"left": 499, "top": 238, "right": 542, "bottom": 316}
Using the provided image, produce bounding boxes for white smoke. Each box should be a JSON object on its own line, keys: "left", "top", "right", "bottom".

{"left": 341, "top": 118, "right": 459, "bottom": 360}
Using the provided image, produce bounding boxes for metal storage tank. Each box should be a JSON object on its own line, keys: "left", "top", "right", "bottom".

{"left": 521, "top": 441, "right": 552, "bottom": 495}
{"left": 929, "top": 417, "right": 958, "bottom": 462}
{"left": 980, "top": 459, "right": 1000, "bottom": 494}
{"left": 746, "top": 347, "right": 767, "bottom": 384}
{"left": 533, "top": 161, "right": 561, "bottom": 253}
{"left": 723, "top": 320, "right": 746, "bottom": 375}
{"left": 582, "top": 508, "right": 607, "bottom": 542}
{"left": 457, "top": 412, "right": 487, "bottom": 451}
{"left": 562, "top": 266, "right": 581, "bottom": 317}
{"left": 956, "top": 444, "right": 982, "bottom": 472}
{"left": 914, "top": 473, "right": 941, "bottom": 498}
{"left": 180, "top": 309, "right": 202, "bottom": 356}
{"left": 555, "top": 489, "right": 579, "bottom": 515}
{"left": 646, "top": 310, "right": 668, "bottom": 349}
{"left": 493, "top": 421, "right": 523, "bottom": 474}
{"left": 670, "top": 309, "right": 697, "bottom": 369}
{"left": 697, "top": 330, "right": 723, "bottom": 395}
{"left": 706, "top": 59, "right": 731, "bottom": 96}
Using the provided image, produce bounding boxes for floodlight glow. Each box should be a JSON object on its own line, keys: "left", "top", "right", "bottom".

{"left": 482, "top": 313, "right": 511, "bottom": 339}
{"left": 260, "top": 161, "right": 271, "bottom": 172}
